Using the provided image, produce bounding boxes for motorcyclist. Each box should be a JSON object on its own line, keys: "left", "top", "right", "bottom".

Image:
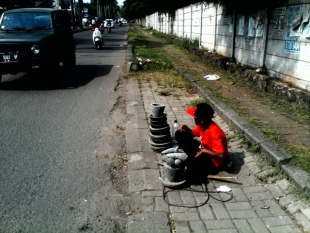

{"left": 99, "top": 23, "right": 104, "bottom": 33}
{"left": 105, "top": 19, "right": 112, "bottom": 32}
{"left": 92, "top": 27, "right": 103, "bottom": 48}
{"left": 91, "top": 18, "right": 96, "bottom": 26}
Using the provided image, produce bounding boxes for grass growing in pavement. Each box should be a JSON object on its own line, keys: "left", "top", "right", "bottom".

{"left": 124, "top": 70, "right": 194, "bottom": 96}
{"left": 188, "top": 98, "right": 207, "bottom": 107}
{"left": 158, "top": 89, "right": 172, "bottom": 96}
{"left": 290, "top": 184, "right": 310, "bottom": 202}
{"left": 127, "top": 26, "right": 194, "bottom": 95}
{"left": 128, "top": 26, "right": 172, "bottom": 71}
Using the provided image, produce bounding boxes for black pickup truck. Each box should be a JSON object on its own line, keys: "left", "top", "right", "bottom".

{"left": 0, "top": 8, "right": 76, "bottom": 82}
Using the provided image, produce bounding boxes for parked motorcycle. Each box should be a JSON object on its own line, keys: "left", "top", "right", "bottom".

{"left": 92, "top": 28, "right": 104, "bottom": 49}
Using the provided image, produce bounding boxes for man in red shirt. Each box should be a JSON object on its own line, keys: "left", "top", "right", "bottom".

{"left": 175, "top": 103, "right": 228, "bottom": 178}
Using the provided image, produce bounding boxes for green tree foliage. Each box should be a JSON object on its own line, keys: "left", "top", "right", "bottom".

{"left": 213, "top": 0, "right": 285, "bottom": 14}
{"left": 98, "top": 0, "right": 117, "bottom": 6}
{"left": 0, "top": 0, "right": 35, "bottom": 9}
{"left": 86, "top": 1, "right": 97, "bottom": 17}
{"left": 88, "top": 0, "right": 120, "bottom": 19}
{"left": 102, "top": 0, "right": 120, "bottom": 19}
{"left": 122, "top": 0, "right": 285, "bottom": 19}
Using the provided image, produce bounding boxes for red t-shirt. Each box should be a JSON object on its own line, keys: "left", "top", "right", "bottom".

{"left": 192, "top": 121, "right": 228, "bottom": 168}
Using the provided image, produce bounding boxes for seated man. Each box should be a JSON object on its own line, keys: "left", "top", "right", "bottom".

{"left": 175, "top": 103, "right": 228, "bottom": 178}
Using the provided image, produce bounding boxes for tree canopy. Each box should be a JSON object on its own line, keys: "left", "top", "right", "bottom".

{"left": 87, "top": 0, "right": 120, "bottom": 19}
{"left": 0, "top": 0, "right": 35, "bottom": 9}
{"left": 121, "top": 0, "right": 285, "bottom": 20}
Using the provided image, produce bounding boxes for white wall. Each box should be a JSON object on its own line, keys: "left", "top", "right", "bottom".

{"left": 139, "top": 1, "right": 310, "bottom": 91}
{"left": 201, "top": 4, "right": 215, "bottom": 50}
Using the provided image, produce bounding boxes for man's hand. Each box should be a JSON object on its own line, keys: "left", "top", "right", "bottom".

{"left": 195, "top": 150, "right": 203, "bottom": 157}
{"left": 179, "top": 124, "right": 191, "bottom": 132}
{"left": 195, "top": 147, "right": 224, "bottom": 158}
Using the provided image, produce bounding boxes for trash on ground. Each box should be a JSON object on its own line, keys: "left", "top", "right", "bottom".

{"left": 216, "top": 185, "right": 231, "bottom": 192}
{"left": 204, "top": 74, "right": 220, "bottom": 80}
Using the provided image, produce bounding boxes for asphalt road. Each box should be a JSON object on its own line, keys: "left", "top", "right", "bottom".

{"left": 0, "top": 25, "right": 128, "bottom": 232}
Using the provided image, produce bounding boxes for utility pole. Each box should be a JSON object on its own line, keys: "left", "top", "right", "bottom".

{"left": 70, "top": 0, "right": 75, "bottom": 29}
{"left": 104, "top": 5, "right": 107, "bottom": 19}
{"left": 78, "top": 0, "right": 84, "bottom": 25}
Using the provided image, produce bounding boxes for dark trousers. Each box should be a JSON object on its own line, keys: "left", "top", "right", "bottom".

{"left": 175, "top": 130, "right": 218, "bottom": 178}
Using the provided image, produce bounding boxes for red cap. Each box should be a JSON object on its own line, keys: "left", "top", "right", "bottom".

{"left": 186, "top": 106, "right": 197, "bottom": 118}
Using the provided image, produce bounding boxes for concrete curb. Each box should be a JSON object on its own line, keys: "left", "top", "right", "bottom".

{"left": 126, "top": 42, "right": 139, "bottom": 72}
{"left": 127, "top": 43, "right": 134, "bottom": 61}
{"left": 173, "top": 64, "right": 310, "bottom": 196}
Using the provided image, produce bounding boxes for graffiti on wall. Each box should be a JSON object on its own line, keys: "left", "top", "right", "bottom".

{"left": 284, "top": 5, "right": 310, "bottom": 53}
{"left": 288, "top": 5, "right": 304, "bottom": 37}
{"left": 274, "top": 7, "right": 286, "bottom": 35}
{"left": 236, "top": 13, "right": 265, "bottom": 46}
{"left": 245, "top": 36, "right": 254, "bottom": 45}
{"left": 305, "top": 22, "right": 310, "bottom": 40}
{"left": 237, "top": 13, "right": 264, "bottom": 38}
{"left": 237, "top": 15, "right": 245, "bottom": 35}
{"left": 248, "top": 16, "right": 255, "bottom": 37}
{"left": 222, "top": 6, "right": 228, "bottom": 23}
{"left": 284, "top": 39, "right": 301, "bottom": 53}
{"left": 255, "top": 16, "right": 264, "bottom": 37}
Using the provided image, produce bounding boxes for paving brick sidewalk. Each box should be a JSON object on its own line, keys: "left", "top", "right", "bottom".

{"left": 125, "top": 78, "right": 310, "bottom": 233}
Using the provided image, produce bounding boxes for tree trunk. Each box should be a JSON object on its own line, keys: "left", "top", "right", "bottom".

{"left": 79, "top": 0, "right": 83, "bottom": 18}
{"left": 70, "top": 0, "right": 75, "bottom": 29}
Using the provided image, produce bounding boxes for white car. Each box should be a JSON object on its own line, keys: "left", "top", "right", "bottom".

{"left": 104, "top": 19, "right": 114, "bottom": 28}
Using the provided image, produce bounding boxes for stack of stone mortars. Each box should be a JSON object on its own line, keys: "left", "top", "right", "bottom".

{"left": 148, "top": 103, "right": 172, "bottom": 152}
